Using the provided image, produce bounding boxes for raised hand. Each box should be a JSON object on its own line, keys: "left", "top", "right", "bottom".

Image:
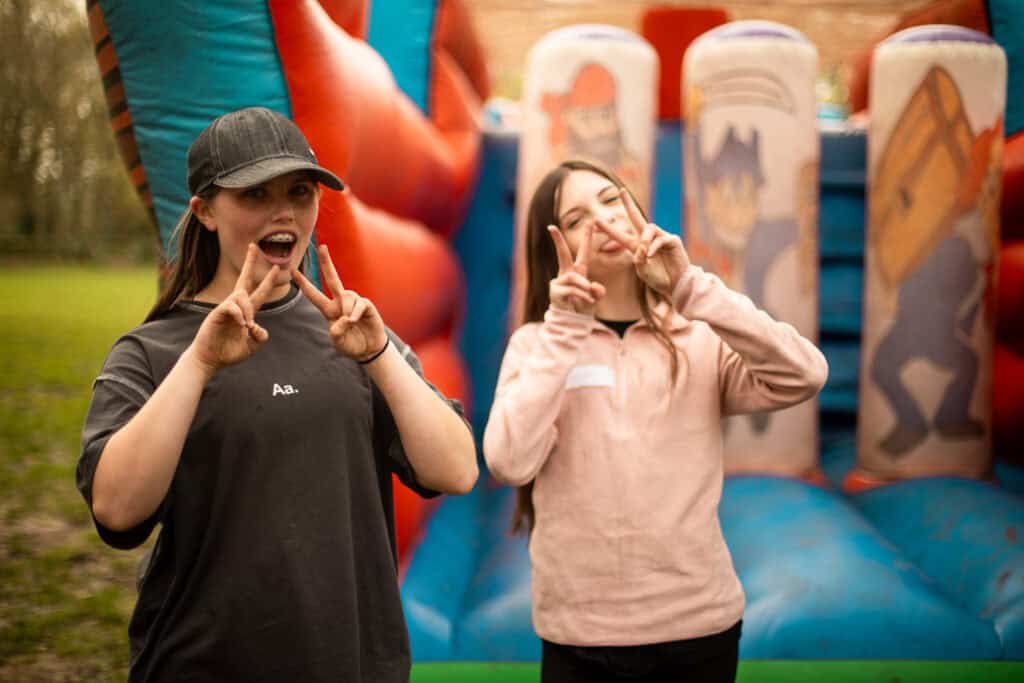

{"left": 293, "top": 244, "right": 388, "bottom": 361}
{"left": 191, "top": 243, "right": 277, "bottom": 373}
{"left": 594, "top": 189, "right": 690, "bottom": 296}
{"left": 548, "top": 223, "right": 606, "bottom": 315}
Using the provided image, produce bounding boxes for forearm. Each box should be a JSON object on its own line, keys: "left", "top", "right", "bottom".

{"left": 365, "top": 344, "right": 478, "bottom": 495}
{"left": 483, "top": 356, "right": 572, "bottom": 485}
{"left": 91, "top": 345, "right": 213, "bottom": 530}
{"left": 483, "top": 389, "right": 559, "bottom": 486}
{"left": 674, "top": 266, "right": 828, "bottom": 397}
{"left": 483, "top": 311, "right": 590, "bottom": 484}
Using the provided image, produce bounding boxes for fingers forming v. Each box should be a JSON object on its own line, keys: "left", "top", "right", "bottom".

{"left": 292, "top": 267, "right": 333, "bottom": 316}
{"left": 317, "top": 244, "right": 347, "bottom": 301}
{"left": 647, "top": 234, "right": 674, "bottom": 259}
{"left": 235, "top": 243, "right": 258, "bottom": 293}
{"left": 248, "top": 265, "right": 280, "bottom": 312}
{"left": 621, "top": 189, "right": 649, "bottom": 235}
{"left": 548, "top": 226, "right": 574, "bottom": 275}
{"left": 573, "top": 223, "right": 593, "bottom": 276}
{"left": 594, "top": 217, "right": 639, "bottom": 252}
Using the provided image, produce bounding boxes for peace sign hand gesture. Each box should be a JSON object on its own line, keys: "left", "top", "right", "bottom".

{"left": 191, "top": 243, "right": 278, "bottom": 373}
{"left": 548, "top": 223, "right": 606, "bottom": 315}
{"left": 293, "top": 244, "right": 389, "bottom": 361}
{"left": 595, "top": 189, "right": 690, "bottom": 297}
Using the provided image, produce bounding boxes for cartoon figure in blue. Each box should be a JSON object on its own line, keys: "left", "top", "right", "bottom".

{"left": 688, "top": 121, "right": 817, "bottom": 433}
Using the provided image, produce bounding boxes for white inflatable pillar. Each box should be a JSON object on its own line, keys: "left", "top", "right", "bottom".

{"left": 853, "top": 26, "right": 1006, "bottom": 487}
{"left": 684, "top": 21, "right": 822, "bottom": 478}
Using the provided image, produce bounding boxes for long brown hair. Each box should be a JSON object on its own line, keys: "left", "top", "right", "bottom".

{"left": 146, "top": 189, "right": 221, "bottom": 322}
{"left": 511, "top": 159, "right": 681, "bottom": 534}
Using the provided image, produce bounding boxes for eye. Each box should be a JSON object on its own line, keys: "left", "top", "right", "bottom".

{"left": 601, "top": 193, "right": 619, "bottom": 205}
{"left": 240, "top": 186, "right": 266, "bottom": 200}
{"left": 290, "top": 181, "right": 315, "bottom": 198}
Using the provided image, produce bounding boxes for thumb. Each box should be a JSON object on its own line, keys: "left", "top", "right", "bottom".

{"left": 249, "top": 323, "right": 269, "bottom": 344}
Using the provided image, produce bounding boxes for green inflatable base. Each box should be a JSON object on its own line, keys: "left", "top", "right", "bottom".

{"left": 411, "top": 661, "right": 1023, "bottom": 682}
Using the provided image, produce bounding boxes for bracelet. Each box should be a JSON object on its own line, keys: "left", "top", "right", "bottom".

{"left": 357, "top": 336, "right": 390, "bottom": 365}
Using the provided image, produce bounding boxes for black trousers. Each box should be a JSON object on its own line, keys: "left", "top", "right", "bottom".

{"left": 541, "top": 621, "right": 741, "bottom": 683}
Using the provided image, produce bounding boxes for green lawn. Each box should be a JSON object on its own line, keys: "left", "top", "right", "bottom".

{"left": 0, "top": 265, "right": 157, "bottom": 681}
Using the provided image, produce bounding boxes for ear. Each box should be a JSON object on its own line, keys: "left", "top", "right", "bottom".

{"left": 190, "top": 195, "right": 216, "bottom": 231}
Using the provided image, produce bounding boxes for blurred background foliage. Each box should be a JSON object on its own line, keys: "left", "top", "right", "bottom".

{"left": 0, "top": 0, "right": 157, "bottom": 264}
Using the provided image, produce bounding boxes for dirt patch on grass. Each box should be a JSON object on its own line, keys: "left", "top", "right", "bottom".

{"left": 0, "top": 446, "right": 142, "bottom": 680}
{"left": 0, "top": 651, "right": 121, "bottom": 683}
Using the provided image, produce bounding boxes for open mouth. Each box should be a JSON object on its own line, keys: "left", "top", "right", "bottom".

{"left": 258, "top": 232, "right": 296, "bottom": 262}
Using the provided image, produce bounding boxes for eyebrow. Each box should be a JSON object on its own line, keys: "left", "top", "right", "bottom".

{"left": 557, "top": 183, "right": 618, "bottom": 224}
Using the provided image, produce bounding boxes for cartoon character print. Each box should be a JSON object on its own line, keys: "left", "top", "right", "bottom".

{"left": 869, "top": 65, "right": 1001, "bottom": 456}
{"left": 688, "top": 118, "right": 817, "bottom": 434}
{"left": 540, "top": 62, "right": 648, "bottom": 202}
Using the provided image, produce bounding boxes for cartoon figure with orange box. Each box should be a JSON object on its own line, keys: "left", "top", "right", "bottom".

{"left": 869, "top": 65, "right": 1001, "bottom": 456}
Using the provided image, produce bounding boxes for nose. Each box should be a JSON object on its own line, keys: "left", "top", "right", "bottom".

{"left": 270, "top": 197, "right": 295, "bottom": 223}
{"left": 595, "top": 203, "right": 617, "bottom": 225}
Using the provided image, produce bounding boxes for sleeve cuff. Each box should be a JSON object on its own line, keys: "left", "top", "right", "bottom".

{"left": 670, "top": 265, "right": 703, "bottom": 313}
{"left": 542, "top": 306, "right": 597, "bottom": 338}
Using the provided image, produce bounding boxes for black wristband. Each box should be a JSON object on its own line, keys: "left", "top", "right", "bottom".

{"left": 357, "top": 336, "right": 390, "bottom": 365}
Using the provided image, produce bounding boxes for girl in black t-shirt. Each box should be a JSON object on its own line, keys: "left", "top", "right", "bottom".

{"left": 78, "top": 107, "right": 477, "bottom": 682}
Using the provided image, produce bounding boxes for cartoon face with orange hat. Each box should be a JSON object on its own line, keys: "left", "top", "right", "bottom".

{"left": 560, "top": 64, "right": 622, "bottom": 167}
{"left": 541, "top": 62, "right": 645, "bottom": 200}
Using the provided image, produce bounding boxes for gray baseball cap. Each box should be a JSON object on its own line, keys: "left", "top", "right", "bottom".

{"left": 186, "top": 107, "right": 344, "bottom": 195}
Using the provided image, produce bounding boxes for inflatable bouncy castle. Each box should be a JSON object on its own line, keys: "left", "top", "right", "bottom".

{"left": 405, "top": 5, "right": 1024, "bottom": 679}
{"left": 89, "top": 0, "right": 1024, "bottom": 679}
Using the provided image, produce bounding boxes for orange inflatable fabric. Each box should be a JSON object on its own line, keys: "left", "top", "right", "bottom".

{"left": 995, "top": 242, "right": 1024, "bottom": 464}
{"left": 317, "top": 0, "right": 370, "bottom": 39}
{"left": 1001, "top": 132, "right": 1024, "bottom": 241}
{"left": 998, "top": 241, "right": 1024, "bottom": 351}
{"left": 270, "top": 0, "right": 482, "bottom": 237}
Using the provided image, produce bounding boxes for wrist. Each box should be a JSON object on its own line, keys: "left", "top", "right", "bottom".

{"left": 357, "top": 336, "right": 390, "bottom": 365}
{"left": 670, "top": 265, "right": 699, "bottom": 311}
{"left": 181, "top": 344, "right": 218, "bottom": 383}
{"left": 545, "top": 305, "right": 595, "bottom": 323}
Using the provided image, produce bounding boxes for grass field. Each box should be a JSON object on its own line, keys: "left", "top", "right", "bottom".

{"left": 0, "top": 265, "right": 157, "bottom": 681}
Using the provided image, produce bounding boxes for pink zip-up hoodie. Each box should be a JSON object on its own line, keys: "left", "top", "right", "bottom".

{"left": 483, "top": 265, "right": 828, "bottom": 647}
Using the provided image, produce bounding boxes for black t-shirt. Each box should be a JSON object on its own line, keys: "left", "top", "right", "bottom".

{"left": 77, "top": 287, "right": 465, "bottom": 683}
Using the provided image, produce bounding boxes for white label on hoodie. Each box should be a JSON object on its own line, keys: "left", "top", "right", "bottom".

{"left": 565, "top": 364, "right": 615, "bottom": 390}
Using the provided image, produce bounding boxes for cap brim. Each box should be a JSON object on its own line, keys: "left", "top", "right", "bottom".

{"left": 213, "top": 157, "right": 345, "bottom": 191}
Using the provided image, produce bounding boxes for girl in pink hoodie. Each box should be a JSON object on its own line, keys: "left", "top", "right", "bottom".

{"left": 484, "top": 159, "right": 828, "bottom": 682}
